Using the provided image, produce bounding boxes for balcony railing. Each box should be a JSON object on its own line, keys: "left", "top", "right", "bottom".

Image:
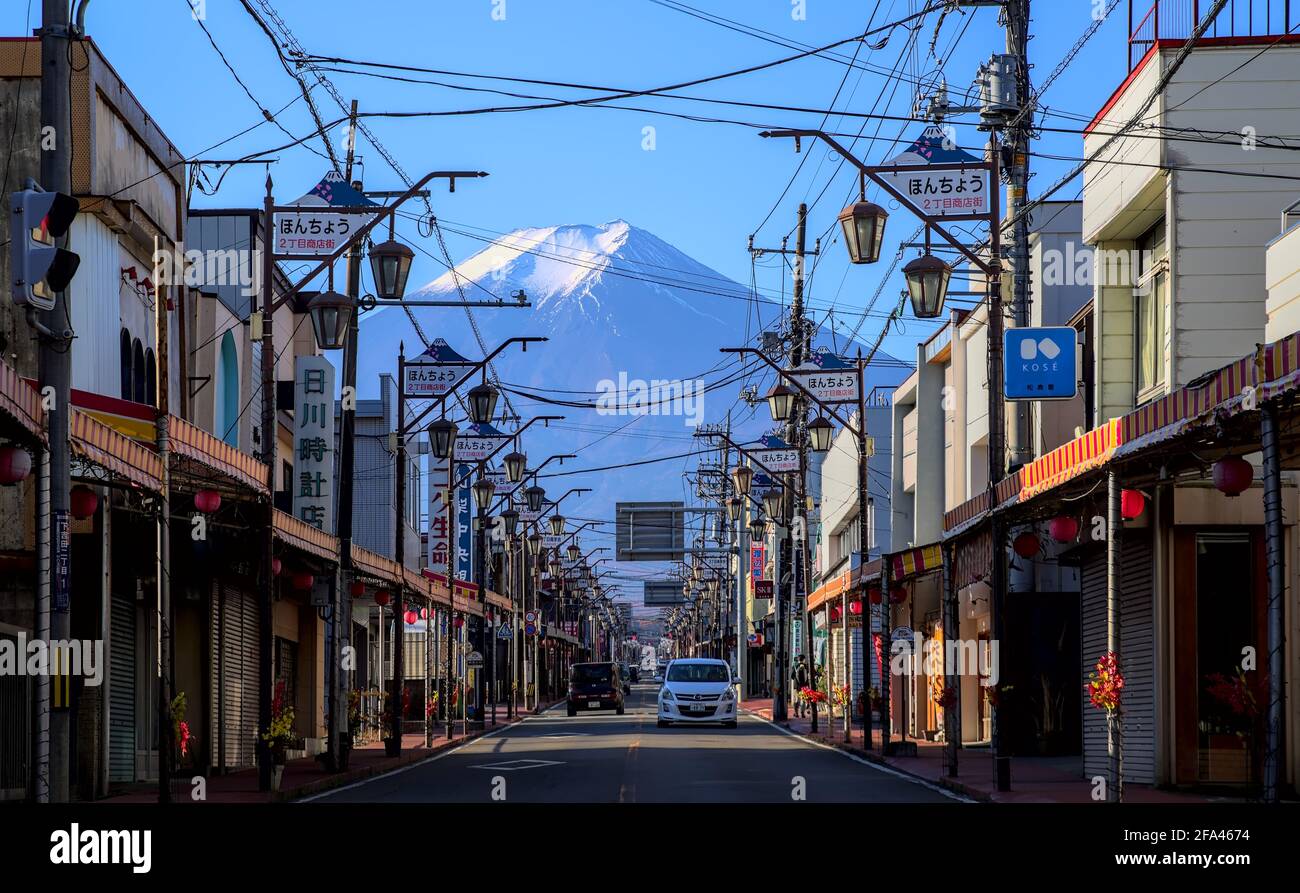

{"left": 1129, "top": 0, "right": 1299, "bottom": 70}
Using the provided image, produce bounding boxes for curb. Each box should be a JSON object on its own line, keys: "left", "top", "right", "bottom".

{"left": 276, "top": 714, "right": 527, "bottom": 803}
{"left": 741, "top": 708, "right": 992, "bottom": 802}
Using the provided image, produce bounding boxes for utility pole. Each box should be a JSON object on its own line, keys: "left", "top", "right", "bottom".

{"left": 1005, "top": 0, "right": 1032, "bottom": 468}
{"left": 39, "top": 0, "right": 74, "bottom": 804}
{"left": 153, "top": 236, "right": 173, "bottom": 804}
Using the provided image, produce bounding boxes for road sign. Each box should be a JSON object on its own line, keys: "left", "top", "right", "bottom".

{"left": 891, "top": 626, "right": 915, "bottom": 655}
{"left": 878, "top": 126, "right": 989, "bottom": 219}
{"left": 525, "top": 610, "right": 538, "bottom": 624}
{"left": 467, "top": 651, "right": 484, "bottom": 668}
{"left": 402, "top": 338, "right": 475, "bottom": 398}
{"left": 525, "top": 623, "right": 537, "bottom": 637}
{"left": 455, "top": 422, "right": 513, "bottom": 462}
{"left": 786, "top": 349, "right": 859, "bottom": 404}
{"left": 753, "top": 434, "right": 799, "bottom": 473}
{"left": 1004, "top": 327, "right": 1078, "bottom": 400}
{"left": 497, "top": 624, "right": 513, "bottom": 640}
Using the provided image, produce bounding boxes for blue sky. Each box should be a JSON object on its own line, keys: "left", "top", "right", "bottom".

{"left": 4, "top": 0, "right": 1134, "bottom": 360}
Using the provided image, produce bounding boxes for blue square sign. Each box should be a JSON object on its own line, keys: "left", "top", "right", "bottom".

{"left": 1004, "top": 327, "right": 1077, "bottom": 401}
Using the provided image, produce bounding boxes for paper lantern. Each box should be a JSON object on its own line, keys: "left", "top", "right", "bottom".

{"left": 1212, "top": 456, "right": 1253, "bottom": 497}
{"left": 1048, "top": 516, "right": 1079, "bottom": 543}
{"left": 70, "top": 485, "right": 99, "bottom": 520}
{"left": 272, "top": 558, "right": 282, "bottom": 577}
{"left": 1121, "top": 489, "right": 1145, "bottom": 520}
{"left": 849, "top": 600, "right": 862, "bottom": 615}
{"left": 0, "top": 446, "right": 32, "bottom": 485}
{"left": 194, "top": 488, "right": 221, "bottom": 514}
{"left": 1013, "top": 531, "right": 1041, "bottom": 559}
{"left": 889, "top": 585, "right": 907, "bottom": 605}
{"left": 349, "top": 581, "right": 366, "bottom": 597}
{"left": 420, "top": 607, "right": 429, "bottom": 620}
{"left": 375, "top": 590, "right": 391, "bottom": 607}
{"left": 404, "top": 610, "right": 418, "bottom": 625}
{"left": 868, "top": 587, "right": 882, "bottom": 605}
{"left": 829, "top": 606, "right": 842, "bottom": 623}
{"left": 291, "top": 572, "right": 314, "bottom": 590}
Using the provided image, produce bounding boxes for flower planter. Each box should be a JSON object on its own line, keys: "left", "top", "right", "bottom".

{"left": 1204, "top": 734, "right": 1251, "bottom": 784}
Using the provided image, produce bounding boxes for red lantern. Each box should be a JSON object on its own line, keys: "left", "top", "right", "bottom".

{"left": 420, "top": 607, "right": 429, "bottom": 620}
{"left": 194, "top": 488, "right": 221, "bottom": 514}
{"left": 291, "top": 571, "right": 314, "bottom": 590}
{"left": 404, "top": 610, "right": 418, "bottom": 625}
{"left": 70, "top": 485, "right": 99, "bottom": 520}
{"left": 272, "top": 558, "right": 282, "bottom": 577}
{"left": 849, "top": 600, "right": 862, "bottom": 615}
{"left": 0, "top": 446, "right": 33, "bottom": 485}
{"left": 1048, "top": 516, "right": 1079, "bottom": 543}
{"left": 375, "top": 590, "right": 391, "bottom": 607}
{"left": 1212, "top": 456, "right": 1253, "bottom": 497}
{"left": 868, "top": 586, "right": 882, "bottom": 605}
{"left": 1121, "top": 489, "right": 1145, "bottom": 520}
{"left": 349, "top": 581, "right": 365, "bottom": 597}
{"left": 829, "top": 606, "right": 841, "bottom": 623}
{"left": 453, "top": 615, "right": 464, "bottom": 629}
{"left": 1013, "top": 531, "right": 1041, "bottom": 559}
{"left": 889, "top": 585, "right": 907, "bottom": 605}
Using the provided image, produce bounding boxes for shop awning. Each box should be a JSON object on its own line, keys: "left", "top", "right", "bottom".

{"left": 351, "top": 544, "right": 402, "bottom": 586}
{"left": 888, "top": 543, "right": 943, "bottom": 581}
{"left": 273, "top": 509, "right": 338, "bottom": 563}
{"left": 485, "top": 589, "right": 512, "bottom": 612}
{"left": 168, "top": 415, "right": 269, "bottom": 494}
{"left": 70, "top": 409, "right": 165, "bottom": 493}
{"left": 1019, "top": 418, "right": 1124, "bottom": 501}
{"left": 0, "top": 360, "right": 44, "bottom": 444}
{"left": 951, "top": 527, "right": 992, "bottom": 591}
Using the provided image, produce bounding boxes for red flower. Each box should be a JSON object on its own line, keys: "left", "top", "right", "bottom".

{"left": 1086, "top": 651, "right": 1124, "bottom": 714}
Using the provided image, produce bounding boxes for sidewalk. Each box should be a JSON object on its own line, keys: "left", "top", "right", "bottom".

{"left": 741, "top": 699, "right": 1212, "bottom": 804}
{"left": 107, "top": 705, "right": 547, "bottom": 804}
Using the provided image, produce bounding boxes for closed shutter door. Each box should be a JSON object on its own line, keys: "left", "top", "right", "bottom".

{"left": 1080, "top": 536, "right": 1156, "bottom": 785}
{"left": 109, "top": 590, "right": 136, "bottom": 783}
{"left": 210, "top": 583, "right": 261, "bottom": 771}
{"left": 0, "top": 630, "right": 30, "bottom": 796}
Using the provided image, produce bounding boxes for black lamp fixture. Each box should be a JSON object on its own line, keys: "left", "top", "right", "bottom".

{"left": 523, "top": 485, "right": 546, "bottom": 513}
{"left": 528, "top": 532, "right": 544, "bottom": 553}
{"left": 903, "top": 253, "right": 952, "bottom": 319}
{"left": 306, "top": 289, "right": 355, "bottom": 352}
{"left": 500, "top": 508, "right": 519, "bottom": 537}
{"left": 368, "top": 237, "right": 415, "bottom": 300}
{"left": 731, "top": 464, "right": 753, "bottom": 496}
{"left": 566, "top": 542, "right": 581, "bottom": 562}
{"left": 503, "top": 451, "right": 527, "bottom": 483}
{"left": 808, "top": 416, "right": 835, "bottom": 453}
{"left": 467, "top": 381, "right": 499, "bottom": 425}
{"left": 472, "top": 476, "right": 495, "bottom": 513}
{"left": 762, "top": 487, "right": 784, "bottom": 519}
{"left": 766, "top": 383, "right": 796, "bottom": 423}
{"left": 427, "top": 417, "right": 458, "bottom": 461}
{"left": 726, "top": 496, "right": 742, "bottom": 523}
{"left": 549, "top": 514, "right": 565, "bottom": 537}
{"left": 838, "top": 200, "right": 888, "bottom": 265}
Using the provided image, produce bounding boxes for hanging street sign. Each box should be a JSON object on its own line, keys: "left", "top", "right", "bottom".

{"left": 753, "top": 434, "right": 799, "bottom": 474}
{"left": 786, "top": 349, "right": 859, "bottom": 404}
{"left": 402, "top": 338, "right": 476, "bottom": 399}
{"left": 1004, "top": 326, "right": 1078, "bottom": 400}
{"left": 877, "top": 126, "right": 989, "bottom": 219}
{"left": 428, "top": 456, "right": 450, "bottom": 574}
{"left": 454, "top": 421, "right": 513, "bottom": 462}
{"left": 292, "top": 355, "right": 336, "bottom": 533}
{"left": 754, "top": 579, "right": 773, "bottom": 600}
{"left": 274, "top": 171, "right": 378, "bottom": 257}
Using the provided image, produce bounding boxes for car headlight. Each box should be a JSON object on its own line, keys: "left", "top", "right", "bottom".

{"left": 659, "top": 688, "right": 674, "bottom": 701}
{"left": 720, "top": 687, "right": 736, "bottom": 701}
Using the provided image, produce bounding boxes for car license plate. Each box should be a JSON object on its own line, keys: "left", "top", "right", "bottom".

{"left": 588, "top": 701, "right": 601, "bottom": 708}
{"left": 689, "top": 704, "right": 708, "bottom": 712}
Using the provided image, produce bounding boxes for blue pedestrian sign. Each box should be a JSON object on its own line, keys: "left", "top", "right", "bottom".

{"left": 1004, "top": 327, "right": 1077, "bottom": 401}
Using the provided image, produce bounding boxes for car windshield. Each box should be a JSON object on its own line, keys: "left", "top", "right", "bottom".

{"left": 667, "top": 663, "right": 730, "bottom": 683}
{"left": 572, "top": 664, "right": 612, "bottom": 684}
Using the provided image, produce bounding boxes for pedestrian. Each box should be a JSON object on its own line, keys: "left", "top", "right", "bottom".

{"left": 792, "top": 655, "right": 810, "bottom": 718}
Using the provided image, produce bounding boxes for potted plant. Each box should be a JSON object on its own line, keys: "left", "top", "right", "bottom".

{"left": 170, "top": 691, "right": 200, "bottom": 775}
{"left": 261, "top": 681, "right": 296, "bottom": 791}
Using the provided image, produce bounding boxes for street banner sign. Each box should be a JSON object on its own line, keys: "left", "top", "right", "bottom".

{"left": 786, "top": 349, "right": 859, "bottom": 404}
{"left": 1004, "top": 326, "right": 1078, "bottom": 400}
{"left": 484, "top": 468, "right": 519, "bottom": 495}
{"left": 293, "top": 355, "right": 336, "bottom": 533}
{"left": 428, "top": 455, "right": 450, "bottom": 574}
{"left": 455, "top": 463, "right": 474, "bottom": 584}
{"left": 878, "top": 126, "right": 989, "bottom": 219}
{"left": 402, "top": 338, "right": 475, "bottom": 399}
{"left": 274, "top": 170, "right": 377, "bottom": 257}
{"left": 455, "top": 421, "right": 512, "bottom": 462}
{"left": 754, "top": 579, "right": 773, "bottom": 600}
{"left": 753, "top": 434, "right": 799, "bottom": 473}
{"left": 750, "top": 542, "right": 766, "bottom": 582}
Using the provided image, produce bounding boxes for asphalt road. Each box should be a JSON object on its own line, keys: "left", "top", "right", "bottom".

{"left": 311, "top": 685, "right": 961, "bottom": 804}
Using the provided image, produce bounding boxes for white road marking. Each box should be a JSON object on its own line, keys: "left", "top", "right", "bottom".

{"left": 468, "top": 758, "right": 564, "bottom": 771}
{"left": 742, "top": 712, "right": 972, "bottom": 803}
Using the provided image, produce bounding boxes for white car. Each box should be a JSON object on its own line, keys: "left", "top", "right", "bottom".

{"left": 657, "top": 658, "right": 739, "bottom": 728}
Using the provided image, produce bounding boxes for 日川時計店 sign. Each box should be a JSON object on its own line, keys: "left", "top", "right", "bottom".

{"left": 293, "top": 355, "right": 336, "bottom": 533}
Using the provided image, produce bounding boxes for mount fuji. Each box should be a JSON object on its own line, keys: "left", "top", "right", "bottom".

{"left": 353, "top": 220, "right": 911, "bottom": 605}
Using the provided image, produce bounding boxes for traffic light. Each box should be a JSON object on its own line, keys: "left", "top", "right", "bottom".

{"left": 10, "top": 185, "right": 80, "bottom": 311}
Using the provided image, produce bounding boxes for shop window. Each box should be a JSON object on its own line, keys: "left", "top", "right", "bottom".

{"left": 1135, "top": 219, "right": 1167, "bottom": 401}
{"left": 145, "top": 348, "right": 156, "bottom": 408}
{"left": 218, "top": 330, "right": 239, "bottom": 447}
{"left": 132, "top": 339, "right": 145, "bottom": 404}
{"left": 119, "top": 329, "right": 132, "bottom": 400}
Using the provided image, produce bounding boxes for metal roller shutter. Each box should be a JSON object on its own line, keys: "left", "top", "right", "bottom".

{"left": 0, "top": 630, "right": 31, "bottom": 797}
{"left": 210, "top": 582, "right": 260, "bottom": 771}
{"left": 1080, "top": 534, "right": 1155, "bottom": 785}
{"left": 109, "top": 590, "right": 136, "bottom": 783}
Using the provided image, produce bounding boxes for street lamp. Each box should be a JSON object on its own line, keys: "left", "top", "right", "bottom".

{"left": 902, "top": 254, "right": 952, "bottom": 319}
{"left": 838, "top": 200, "right": 888, "bottom": 265}
{"left": 566, "top": 542, "right": 581, "bottom": 562}
{"left": 808, "top": 416, "right": 835, "bottom": 453}
{"left": 726, "top": 496, "right": 742, "bottom": 523}
{"left": 472, "top": 476, "right": 495, "bottom": 513}
{"left": 503, "top": 451, "right": 527, "bottom": 483}
{"left": 549, "top": 514, "right": 565, "bottom": 537}
{"left": 500, "top": 509, "right": 519, "bottom": 537}
{"left": 731, "top": 464, "right": 753, "bottom": 496}
{"left": 762, "top": 487, "right": 784, "bottom": 519}
{"left": 306, "top": 289, "right": 354, "bottom": 351}
{"left": 368, "top": 238, "right": 415, "bottom": 300}
{"left": 428, "top": 418, "right": 458, "bottom": 460}
{"left": 524, "top": 485, "right": 546, "bottom": 513}
{"left": 467, "top": 382, "right": 500, "bottom": 425}
{"left": 766, "top": 383, "right": 795, "bottom": 423}
{"left": 527, "top": 531, "right": 543, "bottom": 552}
